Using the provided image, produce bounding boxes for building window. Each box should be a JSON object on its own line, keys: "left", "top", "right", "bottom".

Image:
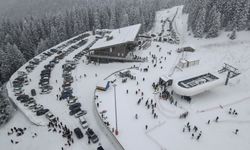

{"left": 121, "top": 53, "right": 124, "bottom": 57}
{"left": 118, "top": 53, "right": 120, "bottom": 56}
{"left": 110, "top": 48, "right": 112, "bottom": 53}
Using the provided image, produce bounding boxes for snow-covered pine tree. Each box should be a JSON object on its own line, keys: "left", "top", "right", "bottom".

{"left": 93, "top": 9, "right": 101, "bottom": 29}
{"left": 0, "top": 48, "right": 12, "bottom": 82}
{"left": 235, "top": 0, "right": 249, "bottom": 31}
{"left": 49, "top": 26, "right": 60, "bottom": 47}
{"left": 36, "top": 38, "right": 49, "bottom": 55}
{"left": 120, "top": 10, "right": 129, "bottom": 27}
{"left": 193, "top": 5, "right": 206, "bottom": 38}
{"left": 4, "top": 43, "right": 26, "bottom": 72}
{"left": 109, "top": 8, "right": 116, "bottom": 29}
{"left": 206, "top": 6, "right": 221, "bottom": 38}
{"left": 230, "top": 29, "right": 236, "bottom": 40}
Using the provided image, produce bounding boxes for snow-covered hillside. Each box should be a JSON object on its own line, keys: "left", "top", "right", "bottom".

{"left": 1, "top": 5, "right": 250, "bottom": 150}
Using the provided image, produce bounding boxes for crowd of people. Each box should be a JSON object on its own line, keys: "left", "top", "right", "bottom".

{"left": 183, "top": 122, "right": 202, "bottom": 141}
{"left": 47, "top": 119, "right": 74, "bottom": 150}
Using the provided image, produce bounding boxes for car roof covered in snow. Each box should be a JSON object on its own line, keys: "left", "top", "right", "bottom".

{"left": 90, "top": 24, "right": 141, "bottom": 50}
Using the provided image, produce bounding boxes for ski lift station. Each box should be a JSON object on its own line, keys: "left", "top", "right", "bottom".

{"left": 172, "top": 73, "right": 226, "bottom": 97}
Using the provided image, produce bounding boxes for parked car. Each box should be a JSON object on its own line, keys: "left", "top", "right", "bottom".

{"left": 69, "top": 103, "right": 81, "bottom": 110}
{"left": 74, "top": 110, "right": 87, "bottom": 118}
{"left": 74, "top": 128, "right": 83, "bottom": 139}
{"left": 13, "top": 87, "right": 22, "bottom": 92}
{"left": 40, "top": 88, "right": 52, "bottom": 94}
{"left": 31, "top": 89, "right": 36, "bottom": 96}
{"left": 79, "top": 116, "right": 88, "bottom": 129}
{"left": 15, "top": 89, "right": 24, "bottom": 96}
{"left": 24, "top": 101, "right": 36, "bottom": 107}
{"left": 17, "top": 94, "right": 29, "bottom": 101}
{"left": 45, "top": 112, "right": 56, "bottom": 121}
{"left": 28, "top": 103, "right": 37, "bottom": 109}
{"left": 86, "top": 128, "right": 99, "bottom": 143}
{"left": 97, "top": 146, "right": 104, "bottom": 150}
{"left": 69, "top": 108, "right": 81, "bottom": 116}
{"left": 67, "top": 99, "right": 77, "bottom": 106}
{"left": 32, "top": 104, "right": 43, "bottom": 112}
{"left": 36, "top": 109, "right": 49, "bottom": 116}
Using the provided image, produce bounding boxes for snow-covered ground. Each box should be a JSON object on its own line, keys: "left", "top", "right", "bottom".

{"left": 95, "top": 5, "right": 250, "bottom": 150}
{"left": 1, "top": 5, "right": 250, "bottom": 150}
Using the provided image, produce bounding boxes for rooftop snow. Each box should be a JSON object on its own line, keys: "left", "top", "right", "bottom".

{"left": 90, "top": 24, "right": 141, "bottom": 50}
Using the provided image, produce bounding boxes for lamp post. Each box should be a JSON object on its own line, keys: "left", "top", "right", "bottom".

{"left": 113, "top": 84, "right": 118, "bottom": 135}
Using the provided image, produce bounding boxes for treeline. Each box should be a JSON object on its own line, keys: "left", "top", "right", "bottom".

{"left": 183, "top": 0, "right": 250, "bottom": 38}
{"left": 0, "top": 0, "right": 167, "bottom": 84}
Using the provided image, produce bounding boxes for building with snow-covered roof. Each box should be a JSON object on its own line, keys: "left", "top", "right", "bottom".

{"left": 87, "top": 24, "right": 141, "bottom": 63}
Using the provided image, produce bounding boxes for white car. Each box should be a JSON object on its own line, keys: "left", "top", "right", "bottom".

{"left": 24, "top": 100, "right": 36, "bottom": 107}
{"left": 79, "top": 116, "right": 88, "bottom": 129}
{"left": 46, "top": 112, "right": 56, "bottom": 121}
{"left": 40, "top": 88, "right": 51, "bottom": 94}
{"left": 32, "top": 104, "right": 43, "bottom": 112}
{"left": 67, "top": 99, "right": 77, "bottom": 106}
{"left": 28, "top": 103, "right": 37, "bottom": 109}
{"left": 74, "top": 110, "right": 87, "bottom": 118}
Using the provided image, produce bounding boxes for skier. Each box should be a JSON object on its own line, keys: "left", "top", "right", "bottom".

{"left": 135, "top": 114, "right": 138, "bottom": 119}
{"left": 145, "top": 125, "right": 148, "bottom": 130}
{"left": 126, "top": 90, "right": 128, "bottom": 94}
{"left": 207, "top": 120, "right": 210, "bottom": 125}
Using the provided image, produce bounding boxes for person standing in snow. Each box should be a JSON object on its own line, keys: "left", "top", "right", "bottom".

{"left": 207, "top": 120, "right": 210, "bottom": 124}
{"left": 145, "top": 125, "right": 148, "bottom": 130}
{"left": 234, "top": 129, "right": 239, "bottom": 135}
{"left": 215, "top": 116, "right": 219, "bottom": 122}
{"left": 135, "top": 114, "right": 138, "bottom": 119}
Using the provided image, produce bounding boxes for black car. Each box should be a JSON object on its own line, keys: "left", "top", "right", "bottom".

{"left": 31, "top": 89, "right": 36, "bottom": 96}
{"left": 97, "top": 146, "right": 104, "bottom": 150}
{"left": 50, "top": 49, "right": 58, "bottom": 53}
{"left": 74, "top": 127, "right": 83, "bottom": 139}
{"left": 60, "top": 91, "right": 72, "bottom": 100}
{"left": 69, "top": 108, "right": 81, "bottom": 116}
{"left": 17, "top": 94, "right": 29, "bottom": 101}
{"left": 69, "top": 103, "right": 81, "bottom": 110}
{"left": 20, "top": 98, "right": 30, "bottom": 103}
{"left": 36, "top": 109, "right": 49, "bottom": 116}
{"left": 86, "top": 128, "right": 99, "bottom": 143}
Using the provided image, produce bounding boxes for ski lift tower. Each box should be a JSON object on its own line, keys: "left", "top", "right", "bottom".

{"left": 218, "top": 63, "right": 240, "bottom": 85}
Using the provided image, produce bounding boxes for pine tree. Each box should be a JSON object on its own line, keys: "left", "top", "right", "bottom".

{"left": 121, "top": 11, "right": 129, "bottom": 27}
{"left": 235, "top": 0, "right": 249, "bottom": 31}
{"left": 109, "top": 8, "right": 116, "bottom": 29}
{"left": 206, "top": 6, "right": 221, "bottom": 38}
{"left": 93, "top": 9, "right": 101, "bottom": 29}
{"left": 36, "top": 38, "right": 49, "bottom": 55}
{"left": 0, "top": 48, "right": 12, "bottom": 82}
{"left": 49, "top": 26, "right": 60, "bottom": 47}
{"left": 4, "top": 43, "right": 26, "bottom": 72}
{"left": 193, "top": 6, "right": 206, "bottom": 38}
{"left": 229, "top": 29, "right": 236, "bottom": 40}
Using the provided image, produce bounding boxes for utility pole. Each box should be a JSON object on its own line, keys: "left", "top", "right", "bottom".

{"left": 113, "top": 84, "right": 118, "bottom": 135}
